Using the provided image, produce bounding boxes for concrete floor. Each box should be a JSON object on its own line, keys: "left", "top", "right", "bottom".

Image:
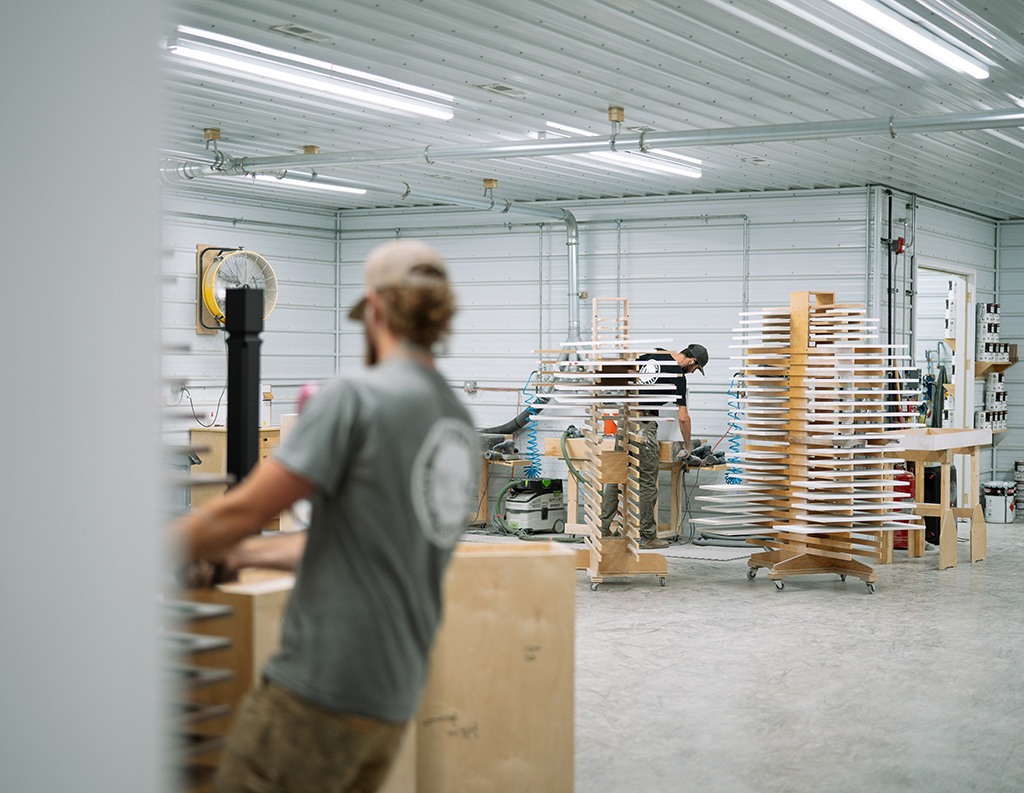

{"left": 571, "top": 524, "right": 1024, "bottom": 793}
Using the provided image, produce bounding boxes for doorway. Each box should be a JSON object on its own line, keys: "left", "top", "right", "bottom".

{"left": 915, "top": 268, "right": 966, "bottom": 428}
{"left": 914, "top": 265, "right": 976, "bottom": 514}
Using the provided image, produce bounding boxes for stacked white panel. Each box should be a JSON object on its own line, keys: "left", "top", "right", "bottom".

{"left": 693, "top": 294, "right": 924, "bottom": 551}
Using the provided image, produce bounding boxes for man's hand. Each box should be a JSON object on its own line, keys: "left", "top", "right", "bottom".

{"left": 676, "top": 405, "right": 692, "bottom": 453}
{"left": 180, "top": 558, "right": 236, "bottom": 589}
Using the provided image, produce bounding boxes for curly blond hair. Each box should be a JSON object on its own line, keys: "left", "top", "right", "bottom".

{"left": 375, "top": 265, "right": 456, "bottom": 348}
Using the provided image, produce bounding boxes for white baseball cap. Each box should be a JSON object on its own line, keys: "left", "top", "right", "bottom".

{"left": 348, "top": 239, "right": 448, "bottom": 320}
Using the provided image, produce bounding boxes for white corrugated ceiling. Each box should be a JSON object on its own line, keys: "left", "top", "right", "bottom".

{"left": 162, "top": 0, "right": 1024, "bottom": 218}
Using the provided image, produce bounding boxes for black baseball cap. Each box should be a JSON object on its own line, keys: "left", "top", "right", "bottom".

{"left": 684, "top": 343, "right": 709, "bottom": 375}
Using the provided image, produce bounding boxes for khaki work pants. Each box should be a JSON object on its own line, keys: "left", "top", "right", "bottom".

{"left": 214, "top": 677, "right": 407, "bottom": 793}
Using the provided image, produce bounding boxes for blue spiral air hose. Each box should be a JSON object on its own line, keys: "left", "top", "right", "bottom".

{"left": 522, "top": 370, "right": 542, "bottom": 479}
{"left": 725, "top": 372, "right": 743, "bottom": 485}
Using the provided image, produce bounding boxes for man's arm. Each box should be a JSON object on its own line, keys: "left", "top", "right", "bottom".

{"left": 172, "top": 457, "right": 314, "bottom": 562}
{"left": 222, "top": 531, "right": 308, "bottom": 573}
{"left": 677, "top": 405, "right": 692, "bottom": 453}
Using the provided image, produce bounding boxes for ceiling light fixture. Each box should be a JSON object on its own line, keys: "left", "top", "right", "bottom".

{"left": 589, "top": 151, "right": 703, "bottom": 179}
{"left": 546, "top": 121, "right": 596, "bottom": 137}
{"left": 249, "top": 175, "right": 367, "bottom": 195}
{"left": 170, "top": 26, "right": 455, "bottom": 119}
{"left": 821, "top": 0, "right": 988, "bottom": 79}
{"left": 545, "top": 122, "right": 702, "bottom": 178}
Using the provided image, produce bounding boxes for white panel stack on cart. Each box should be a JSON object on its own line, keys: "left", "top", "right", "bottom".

{"left": 692, "top": 291, "right": 923, "bottom": 593}
{"left": 533, "top": 297, "right": 670, "bottom": 589}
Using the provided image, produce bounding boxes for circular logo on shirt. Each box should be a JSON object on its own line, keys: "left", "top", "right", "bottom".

{"left": 411, "top": 418, "right": 478, "bottom": 548}
{"left": 638, "top": 359, "right": 662, "bottom": 385}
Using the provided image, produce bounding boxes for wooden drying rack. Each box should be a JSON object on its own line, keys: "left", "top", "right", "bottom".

{"left": 536, "top": 297, "right": 668, "bottom": 589}
{"left": 695, "top": 290, "right": 924, "bottom": 593}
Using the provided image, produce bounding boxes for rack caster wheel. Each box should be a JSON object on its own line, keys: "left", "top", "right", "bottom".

{"left": 774, "top": 580, "right": 785, "bottom": 591}
{"left": 747, "top": 567, "right": 757, "bottom": 580}
{"left": 590, "top": 582, "right": 600, "bottom": 592}
{"left": 660, "top": 578, "right": 667, "bottom": 587}
{"left": 866, "top": 582, "right": 877, "bottom": 594}
{"left": 839, "top": 574, "right": 847, "bottom": 581}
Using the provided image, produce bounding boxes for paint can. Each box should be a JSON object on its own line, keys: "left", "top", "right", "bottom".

{"left": 983, "top": 481, "right": 1015, "bottom": 524}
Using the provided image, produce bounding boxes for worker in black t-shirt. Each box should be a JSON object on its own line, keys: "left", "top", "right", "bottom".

{"left": 600, "top": 344, "right": 709, "bottom": 549}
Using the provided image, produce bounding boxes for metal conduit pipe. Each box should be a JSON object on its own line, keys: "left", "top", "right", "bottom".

{"left": 160, "top": 160, "right": 583, "bottom": 344}
{"left": 223, "top": 109, "right": 1024, "bottom": 172}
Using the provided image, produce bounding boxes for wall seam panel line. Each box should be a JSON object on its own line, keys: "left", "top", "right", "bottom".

{"left": 336, "top": 209, "right": 343, "bottom": 378}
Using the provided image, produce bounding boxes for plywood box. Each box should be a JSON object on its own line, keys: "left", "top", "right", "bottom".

{"left": 416, "top": 543, "right": 576, "bottom": 793}
{"left": 185, "top": 544, "right": 576, "bottom": 793}
{"left": 190, "top": 427, "right": 281, "bottom": 531}
{"left": 186, "top": 572, "right": 295, "bottom": 735}
{"left": 893, "top": 427, "right": 992, "bottom": 451}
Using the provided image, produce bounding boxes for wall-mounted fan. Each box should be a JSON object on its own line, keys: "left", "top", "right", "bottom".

{"left": 200, "top": 249, "right": 278, "bottom": 326}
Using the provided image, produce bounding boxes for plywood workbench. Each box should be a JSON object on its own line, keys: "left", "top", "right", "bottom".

{"left": 887, "top": 427, "right": 991, "bottom": 569}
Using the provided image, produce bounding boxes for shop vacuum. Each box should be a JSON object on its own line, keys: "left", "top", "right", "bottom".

{"left": 503, "top": 479, "right": 567, "bottom": 533}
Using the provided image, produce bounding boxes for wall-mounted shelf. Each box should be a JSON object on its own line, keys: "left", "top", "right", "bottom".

{"left": 976, "top": 360, "right": 1015, "bottom": 378}
{"left": 943, "top": 336, "right": 1016, "bottom": 379}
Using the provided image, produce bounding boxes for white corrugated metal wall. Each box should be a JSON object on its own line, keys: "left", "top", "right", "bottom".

{"left": 334, "top": 188, "right": 873, "bottom": 528}
{"left": 160, "top": 184, "right": 1005, "bottom": 527}
{"left": 161, "top": 191, "right": 339, "bottom": 446}
{"left": 996, "top": 222, "right": 1024, "bottom": 479}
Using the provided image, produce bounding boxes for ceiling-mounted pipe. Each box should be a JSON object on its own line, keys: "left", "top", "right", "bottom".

{"left": 218, "top": 108, "right": 1024, "bottom": 172}
{"left": 160, "top": 162, "right": 583, "bottom": 344}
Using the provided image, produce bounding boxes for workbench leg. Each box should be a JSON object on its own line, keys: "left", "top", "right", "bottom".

{"left": 567, "top": 472, "right": 579, "bottom": 526}
{"left": 970, "top": 504, "right": 987, "bottom": 563}
{"left": 969, "top": 448, "right": 980, "bottom": 514}
{"left": 938, "top": 511, "right": 957, "bottom": 570}
{"left": 670, "top": 466, "right": 681, "bottom": 537}
{"left": 938, "top": 459, "right": 956, "bottom": 569}
{"left": 475, "top": 458, "right": 490, "bottom": 524}
{"left": 908, "top": 460, "right": 926, "bottom": 557}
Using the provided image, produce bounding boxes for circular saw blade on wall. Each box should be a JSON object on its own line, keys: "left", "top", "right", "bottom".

{"left": 200, "top": 249, "right": 278, "bottom": 325}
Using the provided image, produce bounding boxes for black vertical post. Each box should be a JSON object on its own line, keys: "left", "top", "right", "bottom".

{"left": 225, "top": 288, "right": 263, "bottom": 484}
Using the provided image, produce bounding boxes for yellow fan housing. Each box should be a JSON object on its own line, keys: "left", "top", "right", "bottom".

{"left": 202, "top": 250, "right": 278, "bottom": 323}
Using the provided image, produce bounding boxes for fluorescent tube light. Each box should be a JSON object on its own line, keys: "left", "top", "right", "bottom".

{"left": 250, "top": 175, "right": 366, "bottom": 195}
{"left": 822, "top": 0, "right": 988, "bottom": 79}
{"left": 590, "top": 151, "right": 702, "bottom": 179}
{"left": 170, "top": 26, "right": 454, "bottom": 119}
{"left": 545, "top": 122, "right": 703, "bottom": 178}
{"left": 546, "top": 121, "right": 598, "bottom": 137}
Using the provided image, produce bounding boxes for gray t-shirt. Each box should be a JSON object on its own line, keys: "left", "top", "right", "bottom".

{"left": 263, "top": 358, "right": 477, "bottom": 721}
